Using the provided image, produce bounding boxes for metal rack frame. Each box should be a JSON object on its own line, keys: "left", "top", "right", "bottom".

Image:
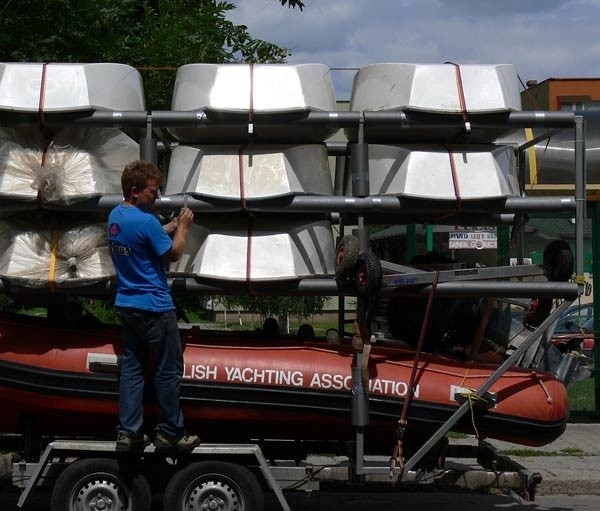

{"left": 0, "top": 107, "right": 586, "bottom": 485}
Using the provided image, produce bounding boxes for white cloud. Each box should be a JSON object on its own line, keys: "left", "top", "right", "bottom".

{"left": 229, "top": 0, "right": 600, "bottom": 98}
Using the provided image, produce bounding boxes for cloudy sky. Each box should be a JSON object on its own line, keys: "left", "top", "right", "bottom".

{"left": 230, "top": 0, "right": 600, "bottom": 98}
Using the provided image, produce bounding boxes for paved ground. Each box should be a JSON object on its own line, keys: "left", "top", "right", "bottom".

{"left": 459, "top": 423, "right": 600, "bottom": 496}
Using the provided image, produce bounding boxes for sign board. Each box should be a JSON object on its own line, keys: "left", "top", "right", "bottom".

{"left": 448, "top": 226, "right": 497, "bottom": 250}
{"left": 509, "top": 258, "right": 533, "bottom": 266}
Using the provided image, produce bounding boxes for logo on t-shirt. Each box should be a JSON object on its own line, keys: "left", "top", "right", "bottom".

{"left": 108, "top": 223, "right": 120, "bottom": 237}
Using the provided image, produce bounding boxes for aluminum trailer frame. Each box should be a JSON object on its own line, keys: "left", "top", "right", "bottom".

{"left": 13, "top": 438, "right": 545, "bottom": 509}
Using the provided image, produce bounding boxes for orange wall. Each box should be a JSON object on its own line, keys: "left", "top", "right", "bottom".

{"left": 548, "top": 80, "right": 600, "bottom": 110}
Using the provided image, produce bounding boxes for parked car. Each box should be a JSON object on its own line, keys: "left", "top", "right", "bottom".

{"left": 551, "top": 303, "right": 595, "bottom": 358}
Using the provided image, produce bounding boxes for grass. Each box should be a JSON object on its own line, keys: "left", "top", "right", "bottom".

{"left": 502, "top": 447, "right": 586, "bottom": 457}
{"left": 568, "top": 376, "right": 597, "bottom": 412}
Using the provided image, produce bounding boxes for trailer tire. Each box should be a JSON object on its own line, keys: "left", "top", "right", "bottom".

{"left": 50, "top": 457, "right": 151, "bottom": 511}
{"left": 355, "top": 251, "right": 383, "bottom": 296}
{"left": 163, "top": 460, "right": 264, "bottom": 511}
{"left": 335, "top": 235, "right": 360, "bottom": 278}
{"left": 543, "top": 240, "right": 573, "bottom": 282}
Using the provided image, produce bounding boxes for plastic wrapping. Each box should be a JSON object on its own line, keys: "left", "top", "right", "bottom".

{"left": 0, "top": 219, "right": 114, "bottom": 288}
{"left": 0, "top": 127, "right": 138, "bottom": 203}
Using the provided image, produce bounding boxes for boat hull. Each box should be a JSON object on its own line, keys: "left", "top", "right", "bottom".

{"left": 0, "top": 314, "right": 569, "bottom": 452}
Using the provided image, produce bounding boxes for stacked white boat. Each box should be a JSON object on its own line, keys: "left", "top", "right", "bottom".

{"left": 0, "top": 61, "right": 531, "bottom": 291}
{"left": 0, "top": 63, "right": 142, "bottom": 288}
{"left": 166, "top": 63, "right": 337, "bottom": 282}
{"left": 346, "top": 63, "right": 521, "bottom": 201}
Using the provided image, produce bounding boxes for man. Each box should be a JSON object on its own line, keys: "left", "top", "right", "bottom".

{"left": 108, "top": 160, "right": 200, "bottom": 452}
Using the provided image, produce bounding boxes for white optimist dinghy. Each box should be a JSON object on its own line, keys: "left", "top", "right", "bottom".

{"left": 347, "top": 62, "right": 522, "bottom": 143}
{"left": 166, "top": 144, "right": 333, "bottom": 201}
{"left": 169, "top": 63, "right": 338, "bottom": 143}
{"left": 0, "top": 219, "right": 114, "bottom": 289}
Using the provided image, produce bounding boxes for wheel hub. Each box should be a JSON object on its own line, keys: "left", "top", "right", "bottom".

{"left": 188, "top": 479, "right": 240, "bottom": 511}
{"left": 72, "top": 478, "right": 125, "bottom": 511}
{"left": 90, "top": 493, "right": 111, "bottom": 510}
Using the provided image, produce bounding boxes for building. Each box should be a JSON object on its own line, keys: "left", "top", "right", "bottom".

{"left": 521, "top": 77, "right": 600, "bottom": 112}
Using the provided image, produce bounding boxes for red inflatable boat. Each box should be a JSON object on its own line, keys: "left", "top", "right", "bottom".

{"left": 0, "top": 312, "right": 568, "bottom": 453}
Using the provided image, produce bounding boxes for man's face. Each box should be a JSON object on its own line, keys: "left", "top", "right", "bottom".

{"left": 132, "top": 178, "right": 160, "bottom": 212}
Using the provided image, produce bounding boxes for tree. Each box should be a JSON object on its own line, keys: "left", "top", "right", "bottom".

{"left": 0, "top": 0, "right": 305, "bottom": 108}
{"left": 213, "top": 295, "right": 330, "bottom": 332}
{"left": 0, "top": 0, "right": 320, "bottom": 323}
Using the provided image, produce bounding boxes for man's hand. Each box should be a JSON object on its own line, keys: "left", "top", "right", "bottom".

{"left": 169, "top": 207, "right": 195, "bottom": 262}
{"left": 177, "top": 207, "right": 194, "bottom": 230}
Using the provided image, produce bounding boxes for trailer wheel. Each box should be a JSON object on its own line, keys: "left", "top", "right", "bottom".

{"left": 163, "top": 461, "right": 264, "bottom": 511}
{"left": 355, "top": 251, "right": 383, "bottom": 296}
{"left": 50, "top": 457, "right": 151, "bottom": 511}
{"left": 543, "top": 240, "right": 573, "bottom": 282}
{"left": 335, "top": 235, "right": 360, "bottom": 278}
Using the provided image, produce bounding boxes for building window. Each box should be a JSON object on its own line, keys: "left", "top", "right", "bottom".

{"left": 560, "top": 100, "right": 600, "bottom": 112}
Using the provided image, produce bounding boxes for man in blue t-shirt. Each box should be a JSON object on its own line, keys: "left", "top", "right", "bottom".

{"left": 108, "top": 160, "right": 200, "bottom": 453}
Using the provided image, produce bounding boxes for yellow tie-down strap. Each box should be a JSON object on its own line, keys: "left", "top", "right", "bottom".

{"left": 524, "top": 127, "right": 538, "bottom": 186}
{"left": 48, "top": 229, "right": 59, "bottom": 292}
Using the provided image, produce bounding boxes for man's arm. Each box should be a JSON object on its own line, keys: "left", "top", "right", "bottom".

{"left": 169, "top": 207, "right": 194, "bottom": 262}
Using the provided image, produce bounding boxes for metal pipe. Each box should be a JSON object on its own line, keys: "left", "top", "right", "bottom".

{"left": 139, "top": 114, "right": 157, "bottom": 164}
{"left": 36, "top": 194, "right": 575, "bottom": 216}
{"left": 326, "top": 141, "right": 350, "bottom": 156}
{"left": 333, "top": 156, "right": 347, "bottom": 196}
{"left": 517, "top": 149, "right": 526, "bottom": 264}
{"left": 574, "top": 115, "right": 586, "bottom": 277}
{"left": 0, "top": 110, "right": 149, "bottom": 128}
{"left": 0, "top": 277, "right": 579, "bottom": 300}
{"left": 350, "top": 143, "right": 369, "bottom": 198}
{"left": 399, "top": 281, "right": 580, "bottom": 299}
{"left": 363, "top": 110, "right": 575, "bottom": 128}
{"left": 0, "top": 110, "right": 576, "bottom": 129}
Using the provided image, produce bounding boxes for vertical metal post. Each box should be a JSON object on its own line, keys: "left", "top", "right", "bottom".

{"left": 573, "top": 116, "right": 590, "bottom": 412}
{"left": 334, "top": 155, "right": 347, "bottom": 196}
{"left": 574, "top": 115, "right": 586, "bottom": 278}
{"left": 352, "top": 114, "right": 370, "bottom": 475}
{"left": 337, "top": 221, "right": 346, "bottom": 337}
{"left": 335, "top": 154, "right": 349, "bottom": 338}
{"left": 592, "top": 201, "right": 600, "bottom": 412}
{"left": 140, "top": 114, "right": 157, "bottom": 164}
{"left": 517, "top": 148, "right": 527, "bottom": 264}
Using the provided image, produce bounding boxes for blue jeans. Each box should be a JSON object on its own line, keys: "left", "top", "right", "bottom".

{"left": 117, "top": 308, "right": 185, "bottom": 438}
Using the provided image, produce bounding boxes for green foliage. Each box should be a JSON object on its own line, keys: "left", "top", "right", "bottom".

{"left": 0, "top": 0, "right": 309, "bottom": 317}
{"left": 0, "top": 294, "right": 20, "bottom": 313}
{"left": 279, "top": 0, "right": 304, "bottom": 8}
{"left": 0, "top": 0, "right": 304, "bottom": 108}
{"left": 86, "top": 299, "right": 120, "bottom": 325}
{"left": 213, "top": 295, "right": 330, "bottom": 323}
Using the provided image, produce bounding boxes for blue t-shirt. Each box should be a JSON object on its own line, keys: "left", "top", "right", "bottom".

{"left": 107, "top": 203, "right": 174, "bottom": 312}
